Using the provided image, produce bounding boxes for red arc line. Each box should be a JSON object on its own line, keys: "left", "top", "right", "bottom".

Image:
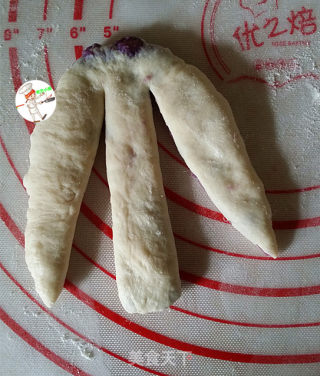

{"left": 73, "top": 0, "right": 84, "bottom": 20}
{"left": 164, "top": 186, "right": 228, "bottom": 223}
{"left": 43, "top": 0, "right": 49, "bottom": 20}
{"left": 174, "top": 232, "right": 320, "bottom": 261}
{"left": 266, "top": 185, "right": 320, "bottom": 194}
{"left": 3, "top": 201, "right": 320, "bottom": 362}
{"left": 180, "top": 270, "right": 320, "bottom": 297}
{"left": 209, "top": 0, "right": 231, "bottom": 74}
{"left": 81, "top": 201, "right": 113, "bottom": 238}
{"left": 0, "top": 308, "right": 91, "bottom": 376}
{"left": 169, "top": 306, "right": 320, "bottom": 329}
{"left": 44, "top": 45, "right": 55, "bottom": 90}
{"left": 200, "top": 0, "right": 224, "bottom": 80}
{"left": 0, "top": 136, "right": 23, "bottom": 186}
{"left": 8, "top": 0, "right": 18, "bottom": 22}
{"left": 164, "top": 185, "right": 320, "bottom": 230}
{"left": 158, "top": 142, "right": 188, "bottom": 168}
{"left": 72, "top": 243, "right": 116, "bottom": 280}
{"left": 9, "top": 47, "right": 22, "bottom": 92}
{"left": 273, "top": 217, "right": 320, "bottom": 230}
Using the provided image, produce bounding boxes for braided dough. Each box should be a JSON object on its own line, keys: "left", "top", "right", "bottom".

{"left": 24, "top": 37, "right": 277, "bottom": 313}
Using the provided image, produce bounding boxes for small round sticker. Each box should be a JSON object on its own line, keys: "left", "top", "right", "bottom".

{"left": 15, "top": 80, "right": 56, "bottom": 123}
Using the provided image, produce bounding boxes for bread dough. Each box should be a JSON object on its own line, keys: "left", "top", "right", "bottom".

{"left": 24, "top": 70, "right": 105, "bottom": 307}
{"left": 104, "top": 72, "right": 181, "bottom": 313}
{"left": 24, "top": 37, "right": 277, "bottom": 312}
{"left": 146, "top": 58, "right": 278, "bottom": 258}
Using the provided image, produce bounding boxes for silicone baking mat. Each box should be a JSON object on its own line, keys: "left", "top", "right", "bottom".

{"left": 1, "top": 0, "right": 320, "bottom": 375}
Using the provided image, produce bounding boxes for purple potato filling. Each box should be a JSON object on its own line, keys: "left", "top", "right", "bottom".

{"left": 82, "top": 43, "right": 104, "bottom": 58}
{"left": 82, "top": 37, "right": 145, "bottom": 61}
{"left": 111, "top": 36, "right": 145, "bottom": 57}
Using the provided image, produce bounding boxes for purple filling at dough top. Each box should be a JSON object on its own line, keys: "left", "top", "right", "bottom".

{"left": 82, "top": 43, "right": 104, "bottom": 58}
{"left": 111, "top": 37, "right": 145, "bottom": 57}
{"left": 82, "top": 37, "right": 145, "bottom": 60}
